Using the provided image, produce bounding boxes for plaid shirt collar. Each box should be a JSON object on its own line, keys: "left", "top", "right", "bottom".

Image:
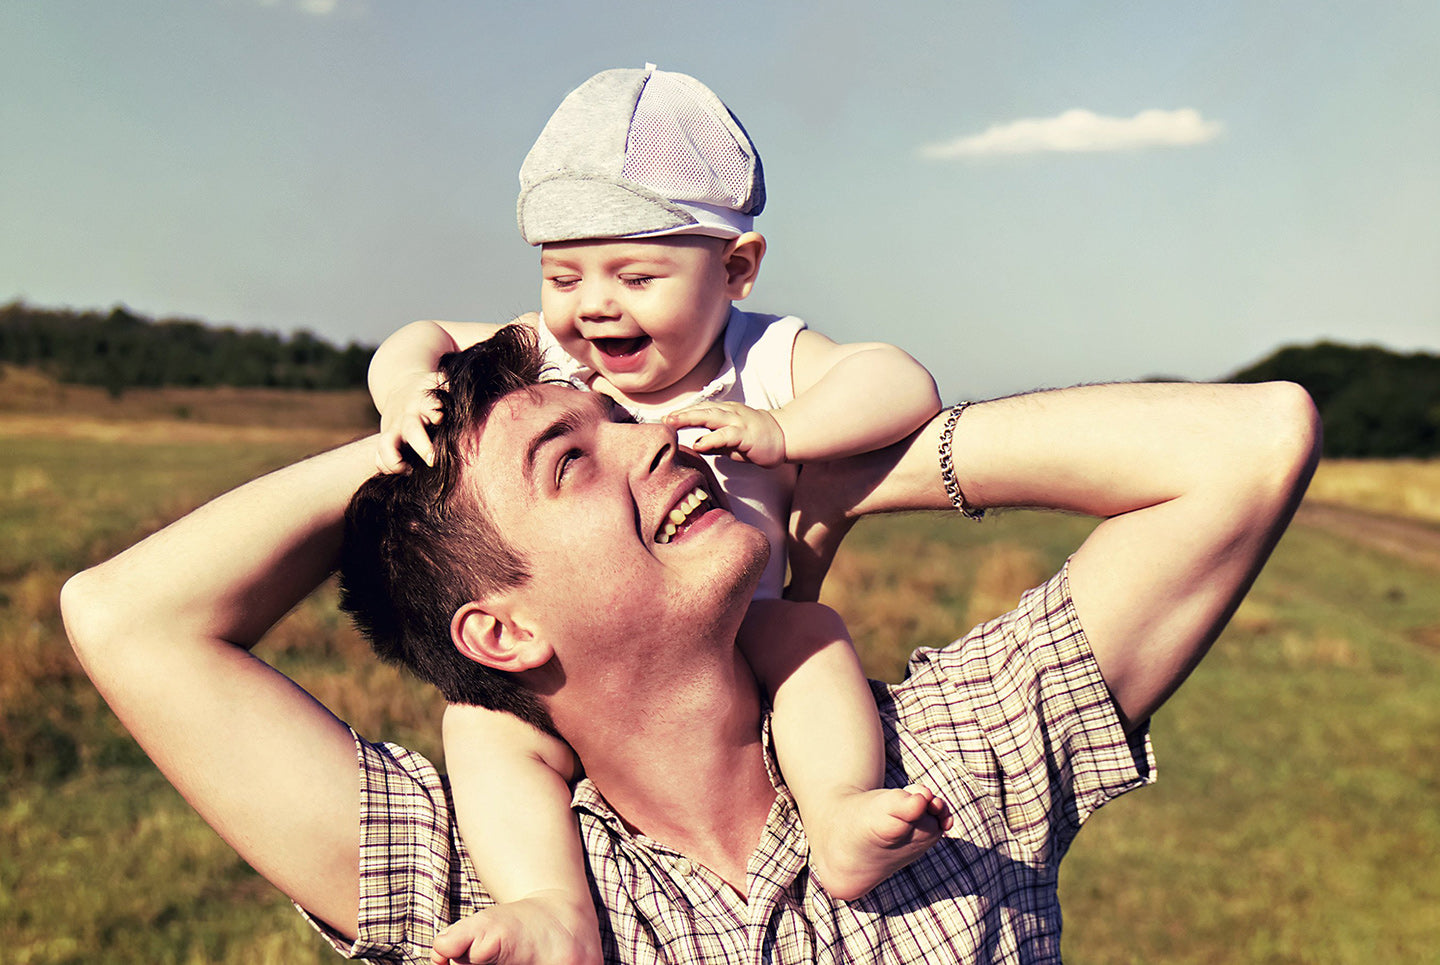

{"left": 567, "top": 712, "right": 809, "bottom": 895}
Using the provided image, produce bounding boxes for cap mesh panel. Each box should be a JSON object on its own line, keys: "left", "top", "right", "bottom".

{"left": 622, "top": 73, "right": 753, "bottom": 210}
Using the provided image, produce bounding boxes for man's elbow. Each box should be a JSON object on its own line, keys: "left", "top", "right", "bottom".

{"left": 1240, "top": 380, "right": 1322, "bottom": 514}
{"left": 60, "top": 567, "right": 118, "bottom": 673}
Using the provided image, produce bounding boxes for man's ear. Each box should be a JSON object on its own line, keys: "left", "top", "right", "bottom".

{"left": 722, "top": 231, "right": 766, "bottom": 299}
{"left": 450, "top": 601, "right": 553, "bottom": 673}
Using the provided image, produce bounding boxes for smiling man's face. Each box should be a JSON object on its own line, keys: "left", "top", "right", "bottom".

{"left": 464, "top": 384, "right": 769, "bottom": 683}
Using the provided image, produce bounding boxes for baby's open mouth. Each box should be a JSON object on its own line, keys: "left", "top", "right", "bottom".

{"left": 593, "top": 335, "right": 651, "bottom": 358}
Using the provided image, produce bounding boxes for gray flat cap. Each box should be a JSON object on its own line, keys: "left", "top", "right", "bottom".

{"left": 517, "top": 65, "right": 765, "bottom": 245}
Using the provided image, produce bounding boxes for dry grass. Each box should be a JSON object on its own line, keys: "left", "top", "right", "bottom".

{"left": 0, "top": 565, "right": 74, "bottom": 707}
{"left": 5, "top": 388, "right": 1440, "bottom": 963}
{"left": 1307, "top": 458, "right": 1440, "bottom": 524}
{"left": 0, "top": 412, "right": 366, "bottom": 448}
{"left": 0, "top": 363, "right": 375, "bottom": 432}
{"left": 821, "top": 530, "right": 965, "bottom": 682}
{"left": 964, "top": 541, "right": 1048, "bottom": 628}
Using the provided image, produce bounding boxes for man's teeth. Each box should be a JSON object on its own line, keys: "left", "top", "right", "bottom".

{"left": 656, "top": 489, "right": 709, "bottom": 544}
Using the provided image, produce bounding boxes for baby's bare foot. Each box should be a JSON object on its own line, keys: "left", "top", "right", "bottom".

{"left": 809, "top": 784, "right": 953, "bottom": 902}
{"left": 430, "top": 891, "right": 602, "bottom": 965}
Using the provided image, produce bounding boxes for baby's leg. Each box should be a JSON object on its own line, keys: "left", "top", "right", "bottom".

{"left": 434, "top": 704, "right": 601, "bottom": 965}
{"left": 739, "top": 600, "right": 953, "bottom": 902}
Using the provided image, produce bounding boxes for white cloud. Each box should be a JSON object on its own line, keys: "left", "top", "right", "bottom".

{"left": 919, "top": 108, "right": 1223, "bottom": 159}
{"left": 253, "top": 0, "right": 344, "bottom": 15}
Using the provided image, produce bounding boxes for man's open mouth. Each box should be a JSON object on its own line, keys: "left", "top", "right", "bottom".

{"left": 593, "top": 335, "right": 651, "bottom": 358}
{"left": 656, "top": 485, "right": 714, "bottom": 544}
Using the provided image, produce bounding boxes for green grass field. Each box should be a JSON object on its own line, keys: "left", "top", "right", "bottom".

{"left": 3, "top": 403, "right": 1438, "bottom": 964}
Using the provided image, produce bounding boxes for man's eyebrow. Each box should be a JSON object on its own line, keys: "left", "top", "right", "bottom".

{"left": 523, "top": 409, "right": 584, "bottom": 485}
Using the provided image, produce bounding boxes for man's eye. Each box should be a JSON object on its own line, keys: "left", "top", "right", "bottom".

{"left": 556, "top": 447, "right": 584, "bottom": 485}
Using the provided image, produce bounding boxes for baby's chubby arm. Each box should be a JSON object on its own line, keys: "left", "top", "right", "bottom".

{"left": 665, "top": 330, "right": 941, "bottom": 466}
{"left": 368, "top": 316, "right": 537, "bottom": 473}
{"left": 782, "top": 330, "right": 942, "bottom": 461}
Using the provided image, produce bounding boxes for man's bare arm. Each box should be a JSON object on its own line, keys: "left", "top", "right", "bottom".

{"left": 790, "top": 381, "right": 1321, "bottom": 730}
{"left": 60, "top": 438, "right": 383, "bottom": 938}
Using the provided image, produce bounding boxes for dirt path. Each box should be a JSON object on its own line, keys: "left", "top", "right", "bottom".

{"left": 1295, "top": 500, "right": 1440, "bottom": 572}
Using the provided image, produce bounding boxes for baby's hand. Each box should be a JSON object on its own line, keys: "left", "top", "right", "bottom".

{"left": 377, "top": 370, "right": 446, "bottom": 474}
{"left": 664, "top": 401, "right": 786, "bottom": 468}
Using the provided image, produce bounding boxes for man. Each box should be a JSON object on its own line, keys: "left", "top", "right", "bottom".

{"left": 62, "top": 326, "right": 1319, "bottom": 963}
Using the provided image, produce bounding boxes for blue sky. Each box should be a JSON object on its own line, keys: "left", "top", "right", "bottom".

{"left": 3, "top": 0, "right": 1436, "bottom": 400}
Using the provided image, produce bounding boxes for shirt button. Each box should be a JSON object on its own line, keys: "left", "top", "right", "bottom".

{"left": 673, "top": 857, "right": 694, "bottom": 877}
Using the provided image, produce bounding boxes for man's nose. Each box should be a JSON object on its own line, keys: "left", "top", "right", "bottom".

{"left": 612, "top": 417, "right": 677, "bottom": 478}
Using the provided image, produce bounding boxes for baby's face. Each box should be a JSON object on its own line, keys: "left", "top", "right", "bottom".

{"left": 539, "top": 236, "right": 734, "bottom": 405}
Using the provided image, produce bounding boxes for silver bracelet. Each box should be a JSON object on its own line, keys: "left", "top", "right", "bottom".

{"left": 938, "top": 402, "right": 984, "bottom": 520}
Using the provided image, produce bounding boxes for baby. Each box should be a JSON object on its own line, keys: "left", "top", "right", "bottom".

{"left": 368, "top": 66, "right": 950, "bottom": 965}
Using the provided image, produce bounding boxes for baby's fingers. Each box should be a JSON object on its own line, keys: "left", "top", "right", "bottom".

{"left": 375, "top": 432, "right": 411, "bottom": 474}
{"left": 401, "top": 419, "right": 436, "bottom": 467}
{"left": 375, "top": 416, "right": 437, "bottom": 474}
{"left": 690, "top": 424, "right": 746, "bottom": 453}
{"left": 664, "top": 404, "right": 739, "bottom": 432}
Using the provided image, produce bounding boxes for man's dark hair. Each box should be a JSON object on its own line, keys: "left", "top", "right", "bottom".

{"left": 338, "top": 324, "right": 555, "bottom": 734}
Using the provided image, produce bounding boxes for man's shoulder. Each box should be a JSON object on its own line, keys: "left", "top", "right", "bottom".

{"left": 296, "top": 731, "right": 470, "bottom": 960}
{"left": 871, "top": 564, "right": 1083, "bottom": 752}
{"left": 873, "top": 563, "right": 1154, "bottom": 845}
{"left": 352, "top": 731, "right": 455, "bottom": 827}
{"left": 888, "top": 565, "right": 1078, "bottom": 688}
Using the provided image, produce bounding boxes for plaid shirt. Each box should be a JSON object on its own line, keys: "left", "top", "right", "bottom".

{"left": 303, "top": 563, "right": 1154, "bottom": 963}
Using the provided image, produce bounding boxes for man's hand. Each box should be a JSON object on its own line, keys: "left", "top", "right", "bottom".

{"left": 664, "top": 401, "right": 787, "bottom": 467}
{"left": 377, "top": 370, "right": 446, "bottom": 473}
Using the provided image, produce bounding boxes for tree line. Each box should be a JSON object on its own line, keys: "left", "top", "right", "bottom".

{"left": 0, "top": 301, "right": 375, "bottom": 396}
{"left": 3, "top": 301, "right": 1436, "bottom": 457}
{"left": 1228, "top": 341, "right": 1440, "bottom": 458}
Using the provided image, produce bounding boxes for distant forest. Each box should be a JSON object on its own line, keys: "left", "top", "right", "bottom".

{"left": 2, "top": 301, "right": 1436, "bottom": 457}
{"left": 1229, "top": 342, "right": 1440, "bottom": 458}
{"left": 0, "top": 301, "right": 375, "bottom": 394}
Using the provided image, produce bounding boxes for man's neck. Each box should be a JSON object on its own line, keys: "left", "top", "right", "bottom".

{"left": 556, "top": 646, "right": 775, "bottom": 895}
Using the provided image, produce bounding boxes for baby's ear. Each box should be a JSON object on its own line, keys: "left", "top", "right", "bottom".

{"left": 451, "top": 601, "right": 552, "bottom": 672}
{"left": 723, "top": 232, "right": 766, "bottom": 298}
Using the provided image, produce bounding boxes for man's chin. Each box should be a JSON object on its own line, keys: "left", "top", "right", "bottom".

{"left": 723, "top": 526, "right": 771, "bottom": 605}
{"left": 685, "top": 523, "right": 768, "bottom": 638}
